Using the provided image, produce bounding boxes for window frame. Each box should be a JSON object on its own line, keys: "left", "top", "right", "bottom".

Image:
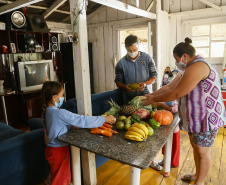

{"left": 186, "top": 20, "right": 226, "bottom": 64}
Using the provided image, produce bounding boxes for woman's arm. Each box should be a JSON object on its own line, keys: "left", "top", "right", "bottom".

{"left": 143, "top": 62, "right": 209, "bottom": 105}
{"left": 151, "top": 70, "right": 182, "bottom": 95}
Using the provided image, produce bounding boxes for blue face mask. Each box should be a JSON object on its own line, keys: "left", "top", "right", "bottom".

{"left": 55, "top": 96, "right": 64, "bottom": 108}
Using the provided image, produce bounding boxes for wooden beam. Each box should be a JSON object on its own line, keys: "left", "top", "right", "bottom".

{"left": 69, "top": 0, "right": 96, "bottom": 184}
{"left": 46, "top": 21, "right": 71, "bottom": 31}
{"left": 196, "top": 0, "right": 222, "bottom": 11}
{"left": 90, "top": 0, "right": 156, "bottom": 19}
{"left": 169, "top": 5, "right": 226, "bottom": 16}
{"left": 43, "top": 0, "right": 67, "bottom": 18}
{"left": 146, "top": 0, "right": 154, "bottom": 12}
{"left": 0, "top": 0, "right": 43, "bottom": 15}
{"left": 0, "top": 0, "right": 70, "bottom": 15}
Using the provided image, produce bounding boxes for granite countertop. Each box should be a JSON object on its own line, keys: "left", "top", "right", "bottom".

{"left": 58, "top": 114, "right": 180, "bottom": 169}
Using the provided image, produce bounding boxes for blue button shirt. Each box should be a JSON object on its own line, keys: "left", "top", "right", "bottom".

{"left": 45, "top": 106, "right": 105, "bottom": 147}
{"left": 115, "top": 52, "right": 158, "bottom": 103}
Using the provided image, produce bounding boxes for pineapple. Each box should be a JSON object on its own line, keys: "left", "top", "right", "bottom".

{"left": 104, "top": 99, "right": 121, "bottom": 116}
{"left": 119, "top": 105, "right": 137, "bottom": 116}
{"left": 105, "top": 98, "right": 137, "bottom": 116}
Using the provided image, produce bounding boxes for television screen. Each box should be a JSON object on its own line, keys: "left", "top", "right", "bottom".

{"left": 24, "top": 63, "right": 50, "bottom": 87}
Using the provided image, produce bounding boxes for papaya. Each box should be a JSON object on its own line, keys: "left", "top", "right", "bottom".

{"left": 129, "top": 83, "right": 141, "bottom": 90}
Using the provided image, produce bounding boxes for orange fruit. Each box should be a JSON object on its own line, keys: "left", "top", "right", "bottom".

{"left": 124, "top": 123, "right": 131, "bottom": 130}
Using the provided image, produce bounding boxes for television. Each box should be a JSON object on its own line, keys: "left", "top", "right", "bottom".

{"left": 15, "top": 60, "right": 54, "bottom": 92}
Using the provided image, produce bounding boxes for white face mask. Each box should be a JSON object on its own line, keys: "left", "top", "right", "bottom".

{"left": 127, "top": 50, "right": 139, "bottom": 59}
{"left": 175, "top": 57, "right": 187, "bottom": 70}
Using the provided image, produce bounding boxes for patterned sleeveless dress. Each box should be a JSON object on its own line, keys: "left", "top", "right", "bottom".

{"left": 179, "top": 55, "right": 226, "bottom": 133}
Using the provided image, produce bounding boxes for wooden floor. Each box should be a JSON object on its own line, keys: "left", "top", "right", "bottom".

{"left": 36, "top": 128, "right": 226, "bottom": 185}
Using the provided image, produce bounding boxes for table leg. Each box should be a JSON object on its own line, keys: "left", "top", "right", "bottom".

{"left": 129, "top": 166, "right": 141, "bottom": 185}
{"left": 71, "top": 146, "right": 81, "bottom": 185}
{"left": 163, "top": 132, "right": 173, "bottom": 177}
{"left": 1, "top": 96, "right": 8, "bottom": 125}
{"left": 81, "top": 149, "right": 97, "bottom": 185}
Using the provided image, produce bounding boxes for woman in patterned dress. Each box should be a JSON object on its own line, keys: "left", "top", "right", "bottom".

{"left": 142, "top": 37, "right": 226, "bottom": 185}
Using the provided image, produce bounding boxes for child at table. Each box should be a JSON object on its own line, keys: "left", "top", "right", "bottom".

{"left": 42, "top": 81, "right": 115, "bottom": 185}
{"left": 150, "top": 101, "right": 180, "bottom": 170}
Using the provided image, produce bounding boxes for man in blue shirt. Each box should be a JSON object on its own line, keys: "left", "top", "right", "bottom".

{"left": 115, "top": 35, "right": 158, "bottom": 103}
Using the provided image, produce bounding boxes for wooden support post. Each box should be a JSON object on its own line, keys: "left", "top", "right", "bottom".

{"left": 163, "top": 132, "right": 173, "bottom": 177}
{"left": 129, "top": 166, "right": 141, "bottom": 185}
{"left": 71, "top": 146, "right": 81, "bottom": 185}
{"left": 69, "top": 0, "right": 96, "bottom": 184}
{"left": 156, "top": 0, "right": 162, "bottom": 89}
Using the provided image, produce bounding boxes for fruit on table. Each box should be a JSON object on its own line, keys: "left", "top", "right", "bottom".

{"left": 150, "top": 111, "right": 155, "bottom": 118}
{"left": 124, "top": 123, "right": 131, "bottom": 130}
{"left": 119, "top": 115, "right": 127, "bottom": 121}
{"left": 148, "top": 118, "right": 161, "bottom": 129}
{"left": 128, "top": 126, "right": 146, "bottom": 139}
{"left": 116, "top": 121, "right": 124, "bottom": 130}
{"left": 123, "top": 118, "right": 131, "bottom": 125}
{"left": 152, "top": 110, "right": 173, "bottom": 125}
{"left": 132, "top": 109, "right": 150, "bottom": 119}
{"left": 119, "top": 105, "right": 137, "bottom": 116}
{"left": 124, "top": 123, "right": 148, "bottom": 141}
{"left": 124, "top": 134, "right": 143, "bottom": 141}
{"left": 139, "top": 121, "right": 146, "bottom": 126}
{"left": 147, "top": 127, "right": 154, "bottom": 136}
{"left": 132, "top": 123, "right": 148, "bottom": 139}
{"left": 128, "top": 83, "right": 141, "bottom": 90}
{"left": 105, "top": 99, "right": 121, "bottom": 115}
{"left": 131, "top": 114, "right": 141, "bottom": 123}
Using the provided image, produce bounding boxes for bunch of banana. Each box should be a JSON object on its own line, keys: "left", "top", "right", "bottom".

{"left": 124, "top": 123, "right": 148, "bottom": 141}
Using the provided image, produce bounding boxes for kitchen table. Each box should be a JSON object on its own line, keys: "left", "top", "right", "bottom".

{"left": 58, "top": 114, "right": 180, "bottom": 185}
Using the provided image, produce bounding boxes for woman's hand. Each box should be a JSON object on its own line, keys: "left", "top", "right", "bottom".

{"left": 104, "top": 115, "right": 116, "bottom": 125}
{"left": 141, "top": 95, "right": 155, "bottom": 106}
{"left": 125, "top": 84, "right": 135, "bottom": 92}
{"left": 137, "top": 82, "right": 146, "bottom": 92}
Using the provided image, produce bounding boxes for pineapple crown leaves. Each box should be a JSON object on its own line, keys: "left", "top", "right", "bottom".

{"left": 107, "top": 98, "right": 120, "bottom": 109}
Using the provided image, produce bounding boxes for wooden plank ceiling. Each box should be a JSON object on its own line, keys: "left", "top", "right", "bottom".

{"left": 0, "top": 0, "right": 102, "bottom": 24}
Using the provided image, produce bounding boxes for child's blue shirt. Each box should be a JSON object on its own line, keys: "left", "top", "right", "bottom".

{"left": 46, "top": 106, "right": 105, "bottom": 147}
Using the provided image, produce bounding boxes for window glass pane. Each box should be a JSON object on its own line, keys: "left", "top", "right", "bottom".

{"left": 192, "top": 37, "right": 209, "bottom": 47}
{"left": 211, "top": 42, "right": 225, "bottom": 57}
{"left": 211, "top": 24, "right": 226, "bottom": 40}
{"left": 192, "top": 25, "right": 210, "bottom": 36}
{"left": 196, "top": 48, "right": 209, "bottom": 57}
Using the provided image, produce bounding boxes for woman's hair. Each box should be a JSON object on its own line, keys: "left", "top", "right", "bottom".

{"left": 125, "top": 35, "right": 139, "bottom": 47}
{"left": 173, "top": 37, "right": 196, "bottom": 57}
{"left": 41, "top": 81, "right": 63, "bottom": 129}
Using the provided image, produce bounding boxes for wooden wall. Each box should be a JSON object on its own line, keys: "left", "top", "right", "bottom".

{"left": 87, "top": 0, "right": 158, "bottom": 93}
{"left": 163, "top": 0, "right": 226, "bottom": 13}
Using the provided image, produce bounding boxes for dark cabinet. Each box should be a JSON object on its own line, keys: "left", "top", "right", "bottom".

{"left": 60, "top": 42, "right": 94, "bottom": 101}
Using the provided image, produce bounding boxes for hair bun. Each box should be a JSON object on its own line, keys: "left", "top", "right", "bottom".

{"left": 185, "top": 37, "right": 192, "bottom": 44}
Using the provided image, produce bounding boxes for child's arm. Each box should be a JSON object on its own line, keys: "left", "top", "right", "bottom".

{"left": 59, "top": 109, "right": 115, "bottom": 128}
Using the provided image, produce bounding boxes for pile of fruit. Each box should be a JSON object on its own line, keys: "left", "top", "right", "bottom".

{"left": 103, "top": 96, "right": 174, "bottom": 141}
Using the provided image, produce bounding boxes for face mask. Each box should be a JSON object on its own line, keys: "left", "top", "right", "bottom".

{"left": 55, "top": 96, "right": 64, "bottom": 108}
{"left": 127, "top": 50, "right": 139, "bottom": 59}
{"left": 175, "top": 57, "right": 187, "bottom": 70}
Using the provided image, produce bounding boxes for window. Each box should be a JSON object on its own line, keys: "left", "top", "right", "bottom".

{"left": 192, "top": 24, "right": 226, "bottom": 58}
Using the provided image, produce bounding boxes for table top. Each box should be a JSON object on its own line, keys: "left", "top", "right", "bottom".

{"left": 58, "top": 114, "right": 180, "bottom": 169}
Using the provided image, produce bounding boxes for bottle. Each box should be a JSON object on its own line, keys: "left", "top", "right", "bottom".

{"left": 223, "top": 69, "right": 226, "bottom": 85}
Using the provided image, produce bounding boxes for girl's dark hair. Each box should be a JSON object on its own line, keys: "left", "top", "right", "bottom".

{"left": 125, "top": 35, "right": 139, "bottom": 47}
{"left": 173, "top": 37, "right": 196, "bottom": 57}
{"left": 41, "top": 81, "right": 63, "bottom": 129}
